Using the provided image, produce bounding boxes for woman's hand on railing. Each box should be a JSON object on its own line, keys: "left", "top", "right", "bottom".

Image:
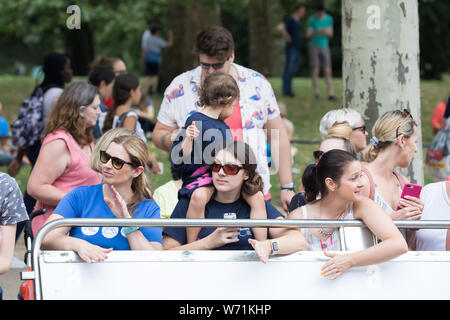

{"left": 248, "top": 239, "right": 272, "bottom": 264}
{"left": 75, "top": 241, "right": 113, "bottom": 264}
{"left": 320, "top": 251, "right": 354, "bottom": 280}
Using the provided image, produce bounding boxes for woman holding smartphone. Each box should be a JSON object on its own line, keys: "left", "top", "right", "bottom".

{"left": 360, "top": 110, "right": 424, "bottom": 245}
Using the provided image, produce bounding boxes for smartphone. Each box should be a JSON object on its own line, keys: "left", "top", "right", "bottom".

{"left": 396, "top": 183, "right": 422, "bottom": 210}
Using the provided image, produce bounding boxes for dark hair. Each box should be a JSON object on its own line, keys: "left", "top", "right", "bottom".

{"left": 302, "top": 149, "right": 357, "bottom": 202}
{"left": 150, "top": 24, "right": 162, "bottom": 34}
{"left": 88, "top": 66, "right": 115, "bottom": 87}
{"left": 39, "top": 52, "right": 69, "bottom": 92}
{"left": 293, "top": 3, "right": 306, "bottom": 11}
{"left": 198, "top": 72, "right": 239, "bottom": 108}
{"left": 102, "top": 73, "right": 139, "bottom": 132}
{"left": 315, "top": 2, "right": 325, "bottom": 11}
{"left": 219, "top": 141, "right": 264, "bottom": 195}
{"left": 195, "top": 26, "right": 234, "bottom": 61}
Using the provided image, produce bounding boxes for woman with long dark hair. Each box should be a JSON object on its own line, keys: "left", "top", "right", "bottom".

{"left": 288, "top": 149, "right": 407, "bottom": 279}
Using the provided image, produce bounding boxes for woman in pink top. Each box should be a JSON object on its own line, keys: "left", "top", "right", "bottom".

{"left": 27, "top": 82, "right": 103, "bottom": 235}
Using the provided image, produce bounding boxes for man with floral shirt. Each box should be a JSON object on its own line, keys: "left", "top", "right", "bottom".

{"left": 153, "top": 26, "right": 295, "bottom": 211}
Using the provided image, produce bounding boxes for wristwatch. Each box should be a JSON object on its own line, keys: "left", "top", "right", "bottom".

{"left": 270, "top": 240, "right": 279, "bottom": 255}
{"left": 280, "top": 183, "right": 295, "bottom": 191}
{"left": 123, "top": 226, "right": 140, "bottom": 235}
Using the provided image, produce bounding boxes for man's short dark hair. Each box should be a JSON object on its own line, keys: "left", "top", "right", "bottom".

{"left": 315, "top": 2, "right": 325, "bottom": 12}
{"left": 195, "top": 26, "right": 234, "bottom": 61}
{"left": 293, "top": 3, "right": 306, "bottom": 12}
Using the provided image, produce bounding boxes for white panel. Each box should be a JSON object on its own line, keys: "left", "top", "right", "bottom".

{"left": 38, "top": 251, "right": 450, "bottom": 300}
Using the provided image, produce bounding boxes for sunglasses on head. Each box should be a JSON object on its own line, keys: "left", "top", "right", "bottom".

{"left": 99, "top": 150, "right": 137, "bottom": 170}
{"left": 396, "top": 109, "right": 415, "bottom": 137}
{"left": 313, "top": 150, "right": 324, "bottom": 162}
{"left": 211, "top": 163, "right": 243, "bottom": 175}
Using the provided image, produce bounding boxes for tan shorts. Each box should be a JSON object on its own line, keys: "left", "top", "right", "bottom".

{"left": 308, "top": 45, "right": 332, "bottom": 69}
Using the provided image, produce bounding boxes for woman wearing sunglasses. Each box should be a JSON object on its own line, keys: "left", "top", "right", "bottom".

{"left": 164, "top": 141, "right": 307, "bottom": 263}
{"left": 42, "top": 129, "right": 162, "bottom": 264}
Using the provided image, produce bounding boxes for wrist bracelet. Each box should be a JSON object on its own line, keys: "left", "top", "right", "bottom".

{"left": 123, "top": 226, "right": 140, "bottom": 235}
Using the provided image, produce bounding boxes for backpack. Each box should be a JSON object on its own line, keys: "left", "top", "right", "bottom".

{"left": 425, "top": 117, "right": 450, "bottom": 181}
{"left": 11, "top": 87, "right": 45, "bottom": 149}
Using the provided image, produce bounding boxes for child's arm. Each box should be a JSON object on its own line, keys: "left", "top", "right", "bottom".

{"left": 181, "top": 121, "right": 199, "bottom": 159}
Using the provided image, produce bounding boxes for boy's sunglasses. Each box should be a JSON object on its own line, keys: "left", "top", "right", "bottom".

{"left": 100, "top": 150, "right": 137, "bottom": 170}
{"left": 211, "top": 163, "right": 243, "bottom": 176}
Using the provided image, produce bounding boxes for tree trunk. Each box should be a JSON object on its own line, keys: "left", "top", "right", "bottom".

{"left": 342, "top": 0, "right": 423, "bottom": 184}
{"left": 159, "top": 0, "right": 221, "bottom": 93}
{"left": 63, "top": 23, "right": 94, "bottom": 76}
{"left": 248, "top": 0, "right": 284, "bottom": 77}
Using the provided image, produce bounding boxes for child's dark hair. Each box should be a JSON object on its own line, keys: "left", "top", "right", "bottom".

{"left": 103, "top": 73, "right": 139, "bottom": 132}
{"left": 198, "top": 72, "right": 239, "bottom": 108}
{"left": 302, "top": 149, "right": 357, "bottom": 202}
{"left": 88, "top": 66, "right": 115, "bottom": 87}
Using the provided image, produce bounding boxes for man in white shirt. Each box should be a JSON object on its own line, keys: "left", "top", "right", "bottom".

{"left": 153, "top": 26, "right": 295, "bottom": 211}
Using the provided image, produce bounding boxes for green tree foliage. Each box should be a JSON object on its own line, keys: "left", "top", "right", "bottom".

{"left": 418, "top": 0, "right": 450, "bottom": 79}
{"left": 0, "top": 0, "right": 448, "bottom": 79}
{"left": 0, "top": 0, "right": 167, "bottom": 74}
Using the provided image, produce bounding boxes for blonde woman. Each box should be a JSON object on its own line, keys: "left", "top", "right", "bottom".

{"left": 42, "top": 130, "right": 162, "bottom": 264}
{"left": 360, "top": 109, "right": 424, "bottom": 242}
{"left": 319, "top": 108, "right": 368, "bottom": 152}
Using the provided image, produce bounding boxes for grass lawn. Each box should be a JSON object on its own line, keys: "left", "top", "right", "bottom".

{"left": 0, "top": 74, "right": 448, "bottom": 209}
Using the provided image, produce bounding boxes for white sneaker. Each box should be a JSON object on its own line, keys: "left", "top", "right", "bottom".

{"left": 10, "top": 252, "right": 26, "bottom": 269}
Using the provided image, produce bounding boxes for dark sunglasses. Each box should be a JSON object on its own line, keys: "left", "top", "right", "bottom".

{"left": 211, "top": 163, "right": 244, "bottom": 176}
{"left": 199, "top": 59, "right": 227, "bottom": 71}
{"left": 313, "top": 150, "right": 324, "bottom": 162}
{"left": 99, "top": 150, "right": 137, "bottom": 170}
{"left": 352, "top": 125, "right": 366, "bottom": 133}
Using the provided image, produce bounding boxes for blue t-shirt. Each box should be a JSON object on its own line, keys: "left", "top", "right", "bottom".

{"left": 163, "top": 196, "right": 283, "bottom": 250}
{"left": 0, "top": 117, "right": 10, "bottom": 137}
{"left": 171, "top": 112, "right": 233, "bottom": 189}
{"left": 308, "top": 13, "right": 333, "bottom": 48}
{"left": 54, "top": 184, "right": 162, "bottom": 250}
{"left": 284, "top": 16, "right": 302, "bottom": 51}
